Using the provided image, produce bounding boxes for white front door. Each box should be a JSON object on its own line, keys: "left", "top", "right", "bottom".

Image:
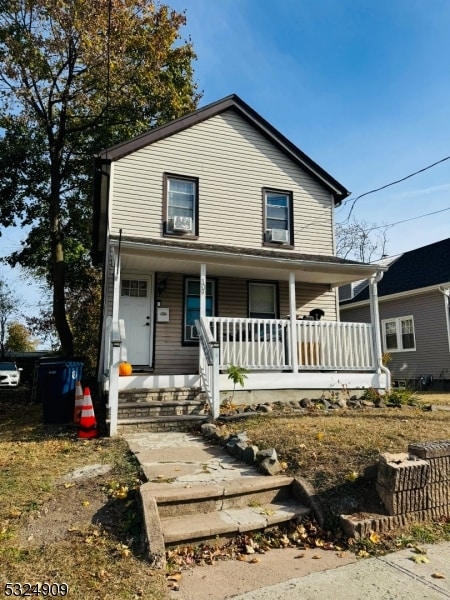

{"left": 118, "top": 274, "right": 153, "bottom": 366}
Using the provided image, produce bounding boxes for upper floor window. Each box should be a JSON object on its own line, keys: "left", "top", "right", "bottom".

{"left": 382, "top": 316, "right": 416, "bottom": 352}
{"left": 263, "top": 188, "right": 293, "bottom": 247}
{"left": 164, "top": 174, "right": 198, "bottom": 237}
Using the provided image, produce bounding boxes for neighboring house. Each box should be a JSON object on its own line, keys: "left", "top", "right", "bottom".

{"left": 92, "top": 94, "right": 389, "bottom": 435}
{"left": 340, "top": 238, "right": 450, "bottom": 385}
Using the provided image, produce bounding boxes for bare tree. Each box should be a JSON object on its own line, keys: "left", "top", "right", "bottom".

{"left": 336, "top": 218, "right": 389, "bottom": 263}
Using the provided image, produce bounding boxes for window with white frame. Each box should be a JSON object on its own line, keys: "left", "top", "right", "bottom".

{"left": 249, "top": 282, "right": 277, "bottom": 318}
{"left": 382, "top": 316, "right": 416, "bottom": 352}
{"left": 164, "top": 174, "right": 198, "bottom": 235}
{"left": 263, "top": 188, "right": 292, "bottom": 245}
{"left": 183, "top": 278, "right": 215, "bottom": 343}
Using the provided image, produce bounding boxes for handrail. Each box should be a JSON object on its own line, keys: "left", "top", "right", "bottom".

{"left": 196, "top": 318, "right": 220, "bottom": 419}
{"left": 108, "top": 318, "right": 126, "bottom": 436}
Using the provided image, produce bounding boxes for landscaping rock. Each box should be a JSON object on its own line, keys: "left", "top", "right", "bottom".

{"left": 300, "top": 398, "right": 312, "bottom": 409}
{"left": 260, "top": 456, "right": 282, "bottom": 476}
{"left": 242, "top": 445, "right": 259, "bottom": 464}
{"left": 201, "top": 423, "right": 218, "bottom": 439}
{"left": 256, "top": 447, "right": 278, "bottom": 463}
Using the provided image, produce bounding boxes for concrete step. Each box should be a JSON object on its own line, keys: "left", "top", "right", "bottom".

{"left": 141, "top": 475, "right": 311, "bottom": 547}
{"left": 114, "top": 414, "right": 209, "bottom": 433}
{"left": 117, "top": 400, "right": 207, "bottom": 418}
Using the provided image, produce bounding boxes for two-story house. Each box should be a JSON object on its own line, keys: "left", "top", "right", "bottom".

{"left": 92, "top": 94, "right": 389, "bottom": 435}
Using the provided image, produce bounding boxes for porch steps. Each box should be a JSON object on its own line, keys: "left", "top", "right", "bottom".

{"left": 141, "top": 475, "right": 311, "bottom": 549}
{"left": 114, "top": 387, "right": 210, "bottom": 433}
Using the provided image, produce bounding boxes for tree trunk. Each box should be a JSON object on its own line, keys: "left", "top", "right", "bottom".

{"left": 52, "top": 235, "right": 74, "bottom": 357}
{"left": 50, "top": 165, "right": 74, "bottom": 357}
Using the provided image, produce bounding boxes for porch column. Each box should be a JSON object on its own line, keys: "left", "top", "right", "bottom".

{"left": 289, "top": 272, "right": 298, "bottom": 373}
{"left": 200, "top": 263, "right": 206, "bottom": 318}
{"left": 109, "top": 247, "right": 122, "bottom": 437}
{"left": 369, "top": 271, "right": 384, "bottom": 372}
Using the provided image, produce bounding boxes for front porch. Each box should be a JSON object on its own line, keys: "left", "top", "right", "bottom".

{"left": 106, "top": 314, "right": 390, "bottom": 435}
{"left": 101, "top": 241, "right": 390, "bottom": 435}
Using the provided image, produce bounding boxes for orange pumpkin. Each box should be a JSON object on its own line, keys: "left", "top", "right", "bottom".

{"left": 119, "top": 362, "right": 133, "bottom": 376}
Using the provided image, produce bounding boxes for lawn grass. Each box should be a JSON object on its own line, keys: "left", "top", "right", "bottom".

{"left": 0, "top": 390, "right": 167, "bottom": 600}
{"left": 1, "top": 387, "right": 450, "bottom": 591}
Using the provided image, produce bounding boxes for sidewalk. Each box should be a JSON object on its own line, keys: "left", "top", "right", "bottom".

{"left": 123, "top": 431, "right": 450, "bottom": 600}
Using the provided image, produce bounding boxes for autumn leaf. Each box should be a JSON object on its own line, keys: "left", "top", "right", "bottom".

{"left": 345, "top": 470, "right": 359, "bottom": 482}
{"left": 369, "top": 531, "right": 381, "bottom": 544}
{"left": 431, "top": 572, "right": 445, "bottom": 579}
{"left": 411, "top": 555, "right": 430, "bottom": 564}
{"left": 316, "top": 432, "right": 325, "bottom": 441}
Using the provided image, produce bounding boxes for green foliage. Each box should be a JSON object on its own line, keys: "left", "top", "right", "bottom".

{"left": 5, "top": 321, "right": 37, "bottom": 352}
{"left": 227, "top": 364, "right": 249, "bottom": 389}
{"left": 0, "top": 0, "right": 201, "bottom": 354}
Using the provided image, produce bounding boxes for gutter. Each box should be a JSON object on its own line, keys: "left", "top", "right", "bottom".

{"left": 109, "top": 238, "right": 383, "bottom": 279}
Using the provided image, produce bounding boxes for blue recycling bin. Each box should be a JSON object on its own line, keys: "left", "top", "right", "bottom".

{"left": 38, "top": 361, "right": 84, "bottom": 424}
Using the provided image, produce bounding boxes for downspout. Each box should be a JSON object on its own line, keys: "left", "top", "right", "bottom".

{"left": 439, "top": 286, "right": 450, "bottom": 357}
{"left": 369, "top": 271, "right": 391, "bottom": 391}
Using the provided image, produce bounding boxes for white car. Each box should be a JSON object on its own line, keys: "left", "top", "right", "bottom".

{"left": 0, "top": 362, "right": 22, "bottom": 387}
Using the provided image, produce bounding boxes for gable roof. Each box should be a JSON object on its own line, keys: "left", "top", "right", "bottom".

{"left": 340, "top": 237, "right": 450, "bottom": 305}
{"left": 95, "top": 94, "right": 350, "bottom": 204}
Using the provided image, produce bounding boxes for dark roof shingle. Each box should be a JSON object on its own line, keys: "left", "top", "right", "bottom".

{"left": 341, "top": 237, "right": 450, "bottom": 304}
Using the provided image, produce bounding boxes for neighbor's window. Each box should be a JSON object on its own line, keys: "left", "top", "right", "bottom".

{"left": 164, "top": 174, "right": 198, "bottom": 236}
{"left": 382, "top": 316, "right": 416, "bottom": 352}
{"left": 263, "top": 188, "right": 293, "bottom": 245}
{"left": 184, "top": 278, "right": 215, "bottom": 343}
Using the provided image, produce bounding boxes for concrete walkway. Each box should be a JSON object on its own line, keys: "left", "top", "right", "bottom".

{"left": 123, "top": 431, "right": 450, "bottom": 600}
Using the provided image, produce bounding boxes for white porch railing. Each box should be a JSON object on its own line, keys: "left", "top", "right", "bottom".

{"left": 205, "top": 317, "right": 376, "bottom": 371}
{"left": 196, "top": 318, "right": 220, "bottom": 419}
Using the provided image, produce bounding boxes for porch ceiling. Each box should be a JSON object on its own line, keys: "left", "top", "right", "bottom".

{"left": 116, "top": 240, "right": 383, "bottom": 287}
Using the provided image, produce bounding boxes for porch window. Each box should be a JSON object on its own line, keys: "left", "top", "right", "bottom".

{"left": 184, "top": 278, "right": 215, "bottom": 343}
{"left": 263, "top": 188, "right": 293, "bottom": 246}
{"left": 249, "top": 282, "right": 278, "bottom": 318}
{"left": 121, "top": 279, "right": 147, "bottom": 297}
{"left": 382, "top": 316, "right": 416, "bottom": 352}
{"left": 164, "top": 173, "right": 198, "bottom": 236}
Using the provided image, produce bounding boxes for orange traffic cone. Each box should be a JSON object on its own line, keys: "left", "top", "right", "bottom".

{"left": 73, "top": 381, "right": 84, "bottom": 424}
{"left": 77, "top": 387, "right": 98, "bottom": 439}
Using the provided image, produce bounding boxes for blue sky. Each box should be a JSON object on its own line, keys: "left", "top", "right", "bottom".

{"left": 1, "top": 0, "right": 450, "bottom": 327}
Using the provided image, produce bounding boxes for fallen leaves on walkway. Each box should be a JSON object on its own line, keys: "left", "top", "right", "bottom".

{"left": 165, "top": 518, "right": 343, "bottom": 570}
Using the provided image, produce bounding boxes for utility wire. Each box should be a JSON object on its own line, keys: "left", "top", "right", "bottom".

{"left": 339, "top": 154, "right": 450, "bottom": 224}
{"left": 364, "top": 206, "right": 450, "bottom": 232}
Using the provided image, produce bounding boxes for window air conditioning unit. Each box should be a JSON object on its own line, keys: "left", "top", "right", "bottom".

{"left": 269, "top": 228, "right": 289, "bottom": 243}
{"left": 173, "top": 215, "right": 192, "bottom": 232}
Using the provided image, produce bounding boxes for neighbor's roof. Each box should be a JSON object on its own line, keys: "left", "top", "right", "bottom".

{"left": 341, "top": 237, "right": 450, "bottom": 305}
{"left": 96, "top": 94, "right": 350, "bottom": 204}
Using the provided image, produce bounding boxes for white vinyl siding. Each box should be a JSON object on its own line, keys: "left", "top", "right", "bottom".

{"left": 110, "top": 111, "right": 333, "bottom": 255}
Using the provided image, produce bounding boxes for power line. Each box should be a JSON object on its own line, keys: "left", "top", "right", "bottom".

{"left": 340, "top": 154, "right": 450, "bottom": 224}
{"left": 364, "top": 206, "right": 450, "bottom": 232}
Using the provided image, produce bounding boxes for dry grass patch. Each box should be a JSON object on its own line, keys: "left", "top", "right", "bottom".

{"left": 220, "top": 398, "right": 450, "bottom": 519}
{"left": 0, "top": 391, "right": 167, "bottom": 600}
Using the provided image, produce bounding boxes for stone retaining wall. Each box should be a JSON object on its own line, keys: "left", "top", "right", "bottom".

{"left": 341, "top": 440, "right": 450, "bottom": 539}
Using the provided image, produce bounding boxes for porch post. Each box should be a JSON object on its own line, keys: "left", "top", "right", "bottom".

{"left": 289, "top": 272, "right": 298, "bottom": 373}
{"left": 200, "top": 263, "right": 206, "bottom": 318}
{"left": 109, "top": 247, "right": 122, "bottom": 437}
{"left": 369, "top": 271, "right": 384, "bottom": 372}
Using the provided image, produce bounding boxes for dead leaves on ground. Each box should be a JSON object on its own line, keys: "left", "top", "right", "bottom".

{"left": 165, "top": 519, "right": 345, "bottom": 571}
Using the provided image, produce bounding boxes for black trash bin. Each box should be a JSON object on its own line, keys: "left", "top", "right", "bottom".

{"left": 38, "top": 361, "right": 84, "bottom": 424}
